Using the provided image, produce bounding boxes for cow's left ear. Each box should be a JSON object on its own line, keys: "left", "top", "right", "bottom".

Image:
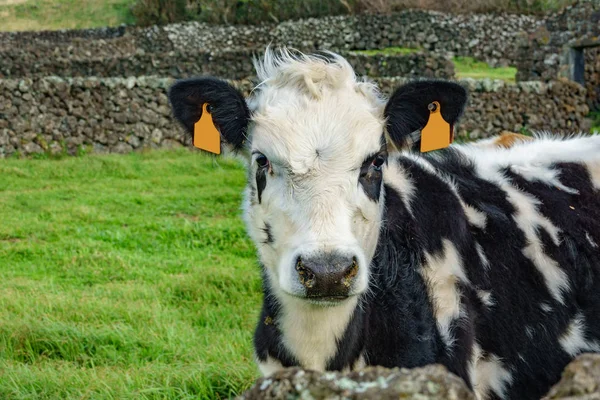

{"left": 384, "top": 80, "right": 467, "bottom": 151}
{"left": 168, "top": 77, "right": 250, "bottom": 154}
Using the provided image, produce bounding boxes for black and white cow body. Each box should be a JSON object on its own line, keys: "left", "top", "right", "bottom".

{"left": 169, "top": 50, "right": 600, "bottom": 400}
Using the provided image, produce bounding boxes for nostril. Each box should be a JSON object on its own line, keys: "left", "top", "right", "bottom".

{"left": 296, "top": 256, "right": 316, "bottom": 288}
{"left": 341, "top": 256, "right": 359, "bottom": 288}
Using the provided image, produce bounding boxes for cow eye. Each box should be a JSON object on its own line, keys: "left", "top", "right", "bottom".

{"left": 372, "top": 155, "right": 386, "bottom": 171}
{"left": 256, "top": 154, "right": 269, "bottom": 168}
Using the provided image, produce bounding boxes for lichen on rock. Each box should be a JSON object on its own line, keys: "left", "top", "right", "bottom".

{"left": 238, "top": 365, "right": 476, "bottom": 400}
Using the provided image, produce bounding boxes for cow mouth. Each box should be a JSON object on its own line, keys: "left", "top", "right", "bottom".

{"left": 307, "top": 294, "right": 349, "bottom": 301}
{"left": 304, "top": 293, "right": 353, "bottom": 306}
{"left": 282, "top": 290, "right": 358, "bottom": 305}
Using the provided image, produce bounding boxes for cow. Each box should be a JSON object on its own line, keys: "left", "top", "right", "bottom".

{"left": 168, "top": 49, "right": 600, "bottom": 400}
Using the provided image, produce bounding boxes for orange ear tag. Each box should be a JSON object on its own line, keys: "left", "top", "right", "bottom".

{"left": 193, "top": 103, "right": 221, "bottom": 154}
{"left": 420, "top": 101, "right": 453, "bottom": 153}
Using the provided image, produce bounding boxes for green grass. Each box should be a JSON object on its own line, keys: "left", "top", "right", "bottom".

{"left": 453, "top": 56, "right": 517, "bottom": 82}
{"left": 0, "top": 149, "right": 261, "bottom": 399}
{"left": 353, "top": 47, "right": 421, "bottom": 56}
{"left": 590, "top": 111, "right": 600, "bottom": 135}
{"left": 0, "top": 0, "right": 135, "bottom": 32}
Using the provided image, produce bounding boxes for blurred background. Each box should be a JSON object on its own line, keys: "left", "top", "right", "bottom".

{"left": 0, "top": 0, "right": 598, "bottom": 399}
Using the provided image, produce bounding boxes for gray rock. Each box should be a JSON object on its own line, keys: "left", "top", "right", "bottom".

{"left": 126, "top": 134, "right": 141, "bottom": 148}
{"left": 150, "top": 128, "right": 163, "bottom": 144}
{"left": 23, "top": 141, "right": 43, "bottom": 154}
{"left": 238, "top": 365, "right": 475, "bottom": 400}
{"left": 543, "top": 353, "right": 600, "bottom": 399}
{"left": 111, "top": 142, "right": 133, "bottom": 154}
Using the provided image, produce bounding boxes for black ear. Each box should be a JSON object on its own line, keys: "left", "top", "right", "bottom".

{"left": 384, "top": 80, "right": 467, "bottom": 151}
{"left": 168, "top": 77, "right": 250, "bottom": 152}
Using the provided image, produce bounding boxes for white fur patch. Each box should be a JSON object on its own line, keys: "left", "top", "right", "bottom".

{"left": 586, "top": 231, "right": 598, "bottom": 248}
{"left": 474, "top": 354, "right": 514, "bottom": 400}
{"left": 457, "top": 134, "right": 600, "bottom": 183}
{"left": 539, "top": 302, "right": 553, "bottom": 313}
{"left": 279, "top": 295, "right": 358, "bottom": 371}
{"left": 525, "top": 326, "right": 534, "bottom": 339}
{"left": 353, "top": 353, "right": 367, "bottom": 370}
{"left": 462, "top": 201, "right": 487, "bottom": 230}
{"left": 509, "top": 164, "right": 578, "bottom": 194}
{"left": 257, "top": 355, "right": 284, "bottom": 376}
{"left": 475, "top": 242, "right": 491, "bottom": 271}
{"left": 559, "top": 313, "right": 600, "bottom": 357}
{"left": 477, "top": 290, "right": 495, "bottom": 307}
{"left": 421, "top": 239, "right": 468, "bottom": 347}
{"left": 469, "top": 343, "right": 483, "bottom": 390}
{"left": 383, "top": 160, "right": 415, "bottom": 214}
{"left": 503, "top": 184, "right": 568, "bottom": 305}
{"left": 402, "top": 152, "right": 439, "bottom": 176}
{"left": 587, "top": 160, "right": 600, "bottom": 189}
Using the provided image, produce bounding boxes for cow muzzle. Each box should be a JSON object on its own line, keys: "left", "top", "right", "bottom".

{"left": 295, "top": 253, "right": 359, "bottom": 300}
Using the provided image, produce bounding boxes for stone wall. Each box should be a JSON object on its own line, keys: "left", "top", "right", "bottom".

{"left": 347, "top": 52, "right": 454, "bottom": 80}
{"left": 237, "top": 354, "right": 600, "bottom": 399}
{"left": 0, "top": 26, "right": 127, "bottom": 49}
{"left": 584, "top": 47, "right": 600, "bottom": 111}
{"left": 155, "top": 11, "right": 541, "bottom": 66}
{"left": 515, "top": 0, "right": 599, "bottom": 110}
{"left": 0, "top": 10, "right": 542, "bottom": 72}
{"left": 0, "top": 46, "right": 454, "bottom": 80}
{"left": 516, "top": 0, "right": 599, "bottom": 82}
{"left": 0, "top": 76, "right": 588, "bottom": 158}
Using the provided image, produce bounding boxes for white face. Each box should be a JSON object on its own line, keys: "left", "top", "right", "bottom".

{"left": 241, "top": 59, "right": 386, "bottom": 305}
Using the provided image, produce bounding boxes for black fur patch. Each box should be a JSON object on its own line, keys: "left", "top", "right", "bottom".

{"left": 168, "top": 77, "right": 250, "bottom": 152}
{"left": 358, "top": 152, "right": 385, "bottom": 201}
{"left": 254, "top": 269, "right": 298, "bottom": 367}
{"left": 262, "top": 223, "right": 274, "bottom": 244}
{"left": 256, "top": 167, "right": 267, "bottom": 204}
{"left": 384, "top": 80, "right": 467, "bottom": 151}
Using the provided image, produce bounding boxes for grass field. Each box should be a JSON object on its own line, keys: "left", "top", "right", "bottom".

{"left": 453, "top": 56, "right": 517, "bottom": 82}
{"left": 0, "top": 149, "right": 260, "bottom": 399}
{"left": 0, "top": 0, "right": 135, "bottom": 31}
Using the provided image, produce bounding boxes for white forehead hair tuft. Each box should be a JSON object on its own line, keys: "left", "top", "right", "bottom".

{"left": 252, "top": 47, "right": 381, "bottom": 104}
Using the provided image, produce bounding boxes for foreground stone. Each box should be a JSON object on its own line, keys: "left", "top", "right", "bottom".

{"left": 544, "top": 353, "right": 600, "bottom": 399}
{"left": 238, "top": 365, "right": 475, "bottom": 400}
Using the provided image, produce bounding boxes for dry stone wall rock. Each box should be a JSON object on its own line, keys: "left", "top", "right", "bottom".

{"left": 237, "top": 354, "right": 600, "bottom": 400}
{"left": 0, "top": 48, "right": 454, "bottom": 81}
{"left": 516, "top": 0, "right": 599, "bottom": 82}
{"left": 543, "top": 353, "right": 600, "bottom": 399}
{"left": 0, "top": 10, "right": 542, "bottom": 75}
{"left": 270, "top": 11, "right": 541, "bottom": 67}
{"left": 238, "top": 365, "right": 476, "bottom": 400}
{"left": 584, "top": 47, "right": 600, "bottom": 111}
{"left": 515, "top": 0, "right": 599, "bottom": 110}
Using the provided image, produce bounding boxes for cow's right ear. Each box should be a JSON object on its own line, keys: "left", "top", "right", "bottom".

{"left": 168, "top": 77, "right": 250, "bottom": 154}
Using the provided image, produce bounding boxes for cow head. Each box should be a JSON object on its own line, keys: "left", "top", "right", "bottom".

{"left": 169, "top": 50, "right": 467, "bottom": 307}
